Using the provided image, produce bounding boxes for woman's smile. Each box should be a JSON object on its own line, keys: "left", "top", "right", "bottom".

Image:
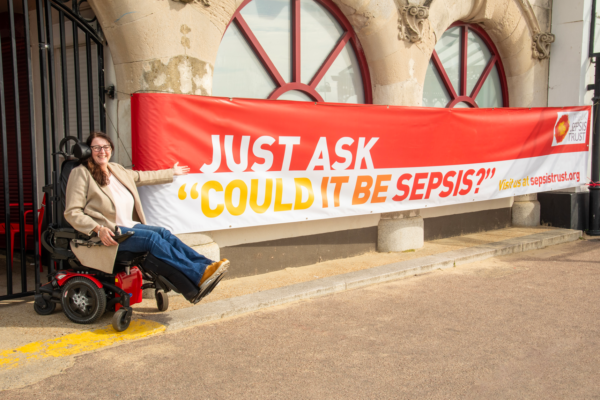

{"left": 91, "top": 137, "right": 112, "bottom": 168}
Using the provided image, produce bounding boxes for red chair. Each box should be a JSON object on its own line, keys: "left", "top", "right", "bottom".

{"left": 0, "top": 194, "right": 45, "bottom": 268}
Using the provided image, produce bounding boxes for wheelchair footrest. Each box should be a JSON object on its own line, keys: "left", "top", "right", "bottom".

{"left": 191, "top": 271, "right": 226, "bottom": 304}
{"left": 142, "top": 254, "right": 200, "bottom": 301}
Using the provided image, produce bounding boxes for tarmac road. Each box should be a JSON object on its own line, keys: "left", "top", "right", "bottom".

{"left": 3, "top": 238, "right": 600, "bottom": 399}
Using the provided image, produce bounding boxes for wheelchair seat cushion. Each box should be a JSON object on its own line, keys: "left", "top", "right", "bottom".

{"left": 115, "top": 251, "right": 147, "bottom": 263}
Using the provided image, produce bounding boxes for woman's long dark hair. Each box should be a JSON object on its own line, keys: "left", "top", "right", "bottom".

{"left": 82, "top": 131, "right": 115, "bottom": 187}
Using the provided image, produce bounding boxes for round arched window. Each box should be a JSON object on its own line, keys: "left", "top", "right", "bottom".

{"left": 212, "top": 0, "right": 372, "bottom": 103}
{"left": 422, "top": 23, "right": 508, "bottom": 108}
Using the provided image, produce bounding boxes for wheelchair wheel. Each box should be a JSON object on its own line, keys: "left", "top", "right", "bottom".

{"left": 112, "top": 308, "right": 132, "bottom": 332}
{"left": 61, "top": 277, "right": 106, "bottom": 324}
{"left": 155, "top": 290, "right": 169, "bottom": 312}
{"left": 33, "top": 295, "right": 56, "bottom": 315}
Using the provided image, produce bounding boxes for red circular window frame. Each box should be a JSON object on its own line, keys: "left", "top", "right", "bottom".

{"left": 224, "top": 0, "right": 373, "bottom": 103}
{"left": 430, "top": 22, "right": 509, "bottom": 108}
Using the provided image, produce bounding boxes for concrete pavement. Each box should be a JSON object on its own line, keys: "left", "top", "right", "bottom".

{"left": 0, "top": 226, "right": 578, "bottom": 351}
{"left": 3, "top": 237, "right": 600, "bottom": 399}
{"left": 145, "top": 227, "right": 582, "bottom": 331}
{"left": 0, "top": 227, "right": 583, "bottom": 389}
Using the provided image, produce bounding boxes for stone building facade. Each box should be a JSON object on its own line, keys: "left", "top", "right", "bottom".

{"left": 13, "top": 0, "right": 594, "bottom": 277}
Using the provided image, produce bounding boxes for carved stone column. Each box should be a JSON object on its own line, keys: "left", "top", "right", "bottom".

{"left": 512, "top": 194, "right": 541, "bottom": 227}
{"left": 378, "top": 210, "right": 424, "bottom": 252}
{"left": 88, "top": 0, "right": 222, "bottom": 100}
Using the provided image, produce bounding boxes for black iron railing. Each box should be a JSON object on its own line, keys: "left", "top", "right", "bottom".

{"left": 0, "top": 0, "right": 38, "bottom": 299}
{"left": 0, "top": 0, "right": 105, "bottom": 301}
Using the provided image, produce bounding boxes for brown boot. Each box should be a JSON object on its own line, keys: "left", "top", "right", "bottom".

{"left": 199, "top": 259, "right": 230, "bottom": 287}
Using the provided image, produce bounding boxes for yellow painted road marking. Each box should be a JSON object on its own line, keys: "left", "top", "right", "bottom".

{"left": 0, "top": 319, "right": 165, "bottom": 370}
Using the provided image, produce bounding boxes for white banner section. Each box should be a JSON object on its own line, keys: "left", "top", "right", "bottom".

{"left": 138, "top": 153, "right": 588, "bottom": 234}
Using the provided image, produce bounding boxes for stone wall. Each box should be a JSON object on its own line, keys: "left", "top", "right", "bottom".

{"left": 88, "top": 0, "right": 554, "bottom": 250}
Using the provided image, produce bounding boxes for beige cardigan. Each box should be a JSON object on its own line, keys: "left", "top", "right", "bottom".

{"left": 64, "top": 162, "right": 174, "bottom": 273}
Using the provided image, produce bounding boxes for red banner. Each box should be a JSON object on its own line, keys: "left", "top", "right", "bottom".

{"left": 131, "top": 93, "right": 590, "bottom": 233}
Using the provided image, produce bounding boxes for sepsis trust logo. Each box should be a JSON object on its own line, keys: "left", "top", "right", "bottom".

{"left": 552, "top": 111, "right": 588, "bottom": 147}
{"left": 554, "top": 115, "right": 570, "bottom": 144}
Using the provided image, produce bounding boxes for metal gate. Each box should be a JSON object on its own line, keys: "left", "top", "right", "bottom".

{"left": 0, "top": 0, "right": 105, "bottom": 301}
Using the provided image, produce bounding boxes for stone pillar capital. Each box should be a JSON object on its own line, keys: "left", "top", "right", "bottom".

{"left": 397, "top": 4, "right": 429, "bottom": 43}
{"left": 532, "top": 32, "right": 555, "bottom": 60}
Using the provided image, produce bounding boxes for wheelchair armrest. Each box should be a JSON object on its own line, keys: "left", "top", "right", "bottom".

{"left": 41, "top": 229, "right": 75, "bottom": 260}
{"left": 52, "top": 228, "right": 81, "bottom": 240}
{"left": 51, "top": 227, "right": 96, "bottom": 242}
{"left": 71, "top": 237, "right": 103, "bottom": 248}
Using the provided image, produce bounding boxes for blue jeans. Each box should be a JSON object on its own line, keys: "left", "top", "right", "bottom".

{"left": 117, "top": 224, "right": 214, "bottom": 285}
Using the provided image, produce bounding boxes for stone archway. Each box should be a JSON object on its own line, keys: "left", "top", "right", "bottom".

{"left": 310, "top": 0, "right": 553, "bottom": 107}
{"left": 89, "top": 0, "right": 552, "bottom": 107}
{"left": 394, "top": 0, "right": 554, "bottom": 107}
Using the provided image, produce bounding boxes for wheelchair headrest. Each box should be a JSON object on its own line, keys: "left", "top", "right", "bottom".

{"left": 58, "top": 136, "right": 91, "bottom": 160}
{"left": 73, "top": 142, "right": 91, "bottom": 160}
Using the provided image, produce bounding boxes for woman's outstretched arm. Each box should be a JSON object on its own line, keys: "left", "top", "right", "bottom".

{"left": 119, "top": 162, "right": 189, "bottom": 186}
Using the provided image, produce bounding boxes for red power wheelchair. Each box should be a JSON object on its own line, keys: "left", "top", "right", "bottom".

{"left": 33, "top": 137, "right": 224, "bottom": 331}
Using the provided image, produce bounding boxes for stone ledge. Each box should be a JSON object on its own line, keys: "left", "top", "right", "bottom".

{"left": 146, "top": 228, "right": 582, "bottom": 332}
{"left": 176, "top": 232, "right": 215, "bottom": 247}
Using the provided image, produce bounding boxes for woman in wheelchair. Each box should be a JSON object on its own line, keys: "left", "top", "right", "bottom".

{"left": 64, "top": 131, "right": 229, "bottom": 294}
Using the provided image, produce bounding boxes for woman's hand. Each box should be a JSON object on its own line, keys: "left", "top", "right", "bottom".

{"left": 98, "top": 227, "right": 118, "bottom": 246}
{"left": 173, "top": 162, "right": 190, "bottom": 176}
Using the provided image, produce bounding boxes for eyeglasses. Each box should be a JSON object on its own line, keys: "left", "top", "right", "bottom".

{"left": 91, "top": 145, "right": 112, "bottom": 153}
